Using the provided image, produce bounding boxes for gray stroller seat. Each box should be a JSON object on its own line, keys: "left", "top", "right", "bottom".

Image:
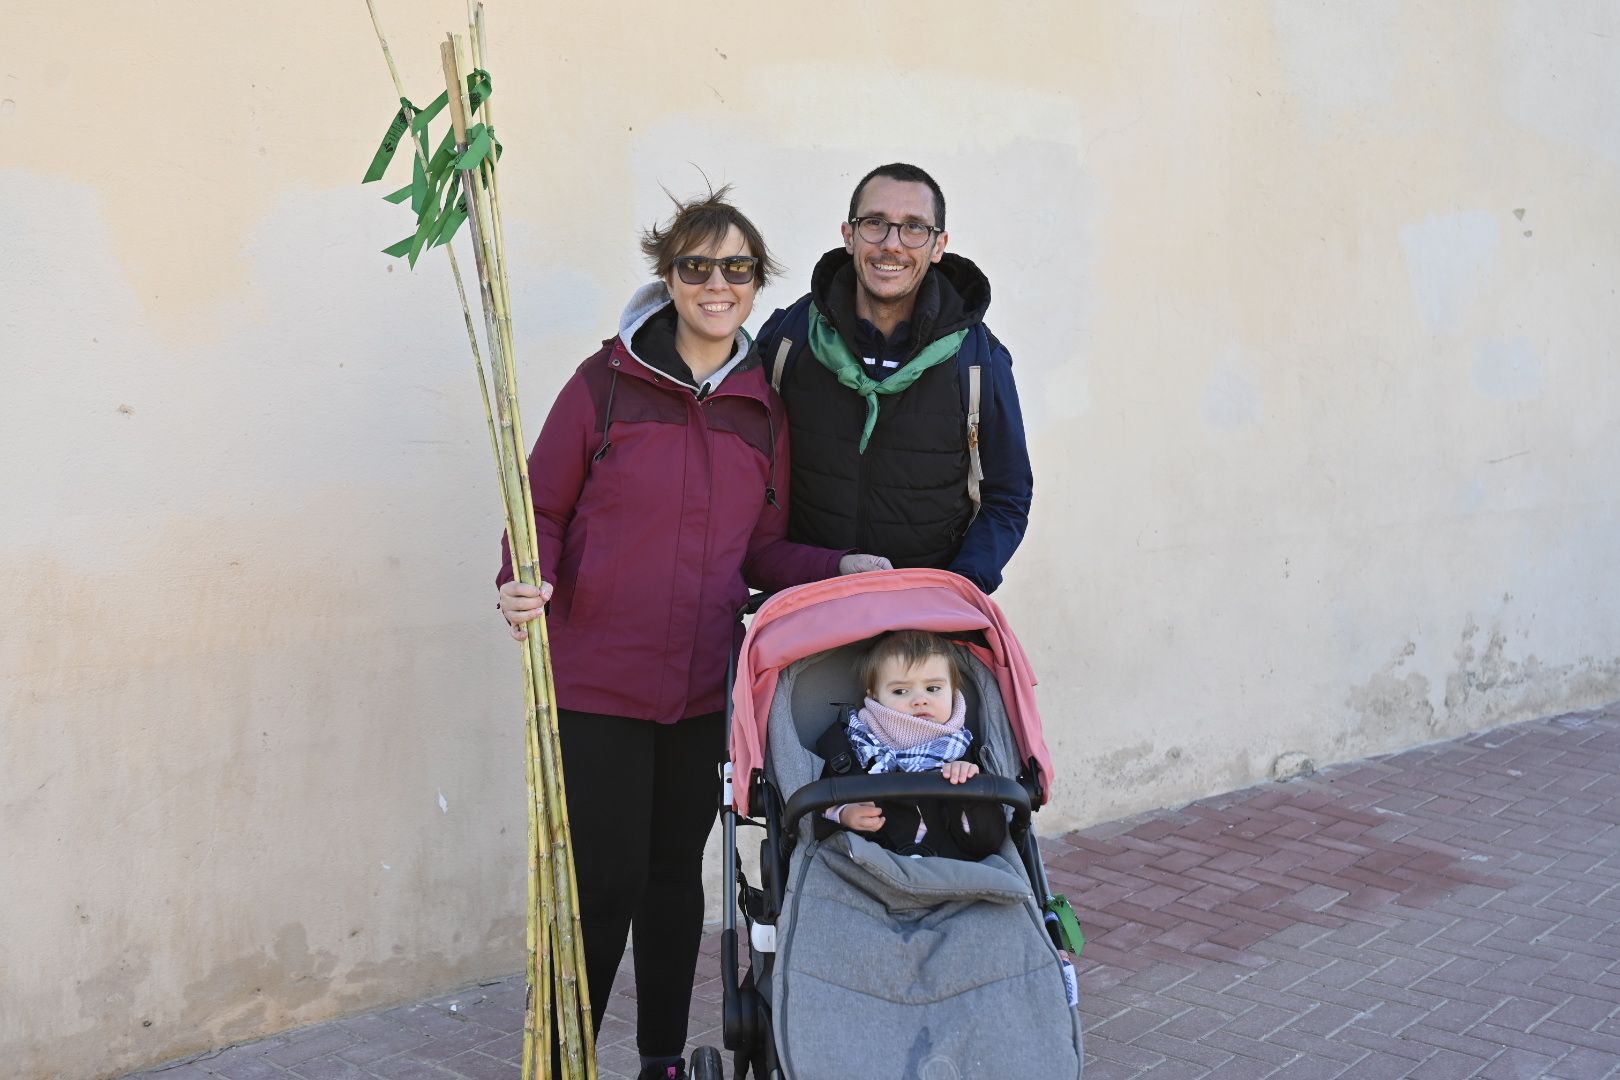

{"left": 761, "top": 643, "right": 1084, "bottom": 1080}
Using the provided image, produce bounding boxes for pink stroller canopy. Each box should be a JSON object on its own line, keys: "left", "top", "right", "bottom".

{"left": 729, "top": 568, "right": 1054, "bottom": 816}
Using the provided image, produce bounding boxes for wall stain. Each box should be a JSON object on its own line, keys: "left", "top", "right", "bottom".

{"left": 1345, "top": 618, "right": 1620, "bottom": 755}
{"left": 1089, "top": 741, "right": 1190, "bottom": 790}
{"left": 1344, "top": 641, "right": 1435, "bottom": 742}
{"left": 4, "top": 915, "right": 526, "bottom": 1078}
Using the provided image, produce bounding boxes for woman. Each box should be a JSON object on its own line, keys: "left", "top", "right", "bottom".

{"left": 497, "top": 188, "right": 886, "bottom": 1080}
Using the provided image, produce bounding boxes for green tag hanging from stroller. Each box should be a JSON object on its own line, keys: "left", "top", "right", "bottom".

{"left": 1044, "top": 894, "right": 1084, "bottom": 1007}
{"left": 1045, "top": 894, "right": 1085, "bottom": 955}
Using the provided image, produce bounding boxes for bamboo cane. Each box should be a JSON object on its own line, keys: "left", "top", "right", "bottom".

{"left": 438, "top": 34, "right": 594, "bottom": 1080}
{"left": 528, "top": 667, "right": 555, "bottom": 1080}
{"left": 448, "top": 20, "right": 549, "bottom": 1075}
{"left": 463, "top": 10, "right": 586, "bottom": 1076}
{"left": 363, "top": 6, "right": 595, "bottom": 1073}
{"left": 469, "top": 6, "right": 519, "bottom": 352}
{"left": 464, "top": 11, "right": 595, "bottom": 1072}
{"left": 366, "top": 6, "right": 596, "bottom": 1075}
{"left": 360, "top": 23, "right": 525, "bottom": 1016}
{"left": 361, "top": 25, "right": 543, "bottom": 1066}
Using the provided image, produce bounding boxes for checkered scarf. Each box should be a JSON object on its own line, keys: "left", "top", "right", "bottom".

{"left": 847, "top": 692, "right": 973, "bottom": 775}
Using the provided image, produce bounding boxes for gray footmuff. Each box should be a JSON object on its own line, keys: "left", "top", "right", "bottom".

{"left": 774, "top": 831, "right": 1083, "bottom": 1080}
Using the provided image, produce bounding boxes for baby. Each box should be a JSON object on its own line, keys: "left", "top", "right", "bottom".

{"left": 814, "top": 629, "right": 1008, "bottom": 860}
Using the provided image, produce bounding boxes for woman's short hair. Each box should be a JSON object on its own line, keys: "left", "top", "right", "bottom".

{"left": 640, "top": 184, "right": 779, "bottom": 288}
{"left": 859, "top": 629, "right": 967, "bottom": 697}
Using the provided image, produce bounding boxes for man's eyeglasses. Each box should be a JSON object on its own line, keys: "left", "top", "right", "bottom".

{"left": 849, "top": 216, "right": 942, "bottom": 249}
{"left": 673, "top": 255, "right": 759, "bottom": 285}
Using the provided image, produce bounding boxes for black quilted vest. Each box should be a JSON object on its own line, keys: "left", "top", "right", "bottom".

{"left": 782, "top": 344, "right": 972, "bottom": 568}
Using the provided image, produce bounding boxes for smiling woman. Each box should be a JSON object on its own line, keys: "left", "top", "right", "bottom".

{"left": 493, "top": 187, "right": 888, "bottom": 1079}
{"left": 660, "top": 229, "right": 757, "bottom": 379}
{"left": 639, "top": 189, "right": 778, "bottom": 384}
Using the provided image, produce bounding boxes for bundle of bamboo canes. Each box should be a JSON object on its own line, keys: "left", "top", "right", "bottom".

{"left": 362, "top": 5, "right": 594, "bottom": 1078}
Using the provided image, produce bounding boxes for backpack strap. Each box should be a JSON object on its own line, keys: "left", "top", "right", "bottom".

{"left": 966, "top": 363, "right": 983, "bottom": 515}
{"left": 956, "top": 324, "right": 993, "bottom": 519}
{"left": 764, "top": 300, "right": 814, "bottom": 394}
{"left": 771, "top": 337, "right": 791, "bottom": 393}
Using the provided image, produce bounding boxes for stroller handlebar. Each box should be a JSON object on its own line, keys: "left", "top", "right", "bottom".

{"left": 782, "top": 772, "right": 1033, "bottom": 830}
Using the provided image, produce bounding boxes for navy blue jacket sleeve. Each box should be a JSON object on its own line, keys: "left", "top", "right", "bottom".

{"left": 948, "top": 333, "right": 1033, "bottom": 594}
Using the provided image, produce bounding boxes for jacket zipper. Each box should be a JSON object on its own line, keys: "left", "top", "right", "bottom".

{"left": 854, "top": 445, "right": 869, "bottom": 551}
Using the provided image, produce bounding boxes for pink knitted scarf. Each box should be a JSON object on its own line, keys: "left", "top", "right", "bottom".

{"left": 856, "top": 690, "right": 967, "bottom": 751}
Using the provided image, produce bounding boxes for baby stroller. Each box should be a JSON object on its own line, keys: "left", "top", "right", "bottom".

{"left": 690, "top": 569, "right": 1084, "bottom": 1080}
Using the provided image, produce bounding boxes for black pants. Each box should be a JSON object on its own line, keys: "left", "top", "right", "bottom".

{"left": 554, "top": 708, "right": 725, "bottom": 1060}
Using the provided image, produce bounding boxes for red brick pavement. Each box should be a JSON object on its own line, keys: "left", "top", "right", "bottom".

{"left": 124, "top": 705, "right": 1620, "bottom": 1080}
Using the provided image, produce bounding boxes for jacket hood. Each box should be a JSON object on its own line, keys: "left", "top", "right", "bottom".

{"left": 808, "top": 248, "right": 992, "bottom": 360}
{"left": 616, "top": 280, "right": 756, "bottom": 394}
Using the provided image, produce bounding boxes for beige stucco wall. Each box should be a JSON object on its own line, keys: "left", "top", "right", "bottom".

{"left": 3, "top": 2, "right": 1617, "bottom": 1076}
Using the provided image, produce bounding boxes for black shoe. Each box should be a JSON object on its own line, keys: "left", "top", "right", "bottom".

{"left": 637, "top": 1064, "right": 686, "bottom": 1080}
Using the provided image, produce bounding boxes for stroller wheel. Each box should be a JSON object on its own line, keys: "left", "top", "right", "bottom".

{"left": 690, "top": 1044, "right": 724, "bottom": 1080}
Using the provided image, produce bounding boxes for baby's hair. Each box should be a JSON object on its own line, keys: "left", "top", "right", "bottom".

{"left": 859, "top": 630, "right": 967, "bottom": 697}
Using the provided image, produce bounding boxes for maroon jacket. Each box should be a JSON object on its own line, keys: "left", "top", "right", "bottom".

{"left": 499, "top": 306, "right": 844, "bottom": 724}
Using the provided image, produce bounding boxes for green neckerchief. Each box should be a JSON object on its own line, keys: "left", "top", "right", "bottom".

{"left": 807, "top": 302, "right": 967, "bottom": 452}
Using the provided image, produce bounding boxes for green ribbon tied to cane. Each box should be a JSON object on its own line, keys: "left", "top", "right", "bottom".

{"left": 362, "top": 69, "right": 500, "bottom": 267}
{"left": 806, "top": 302, "right": 967, "bottom": 452}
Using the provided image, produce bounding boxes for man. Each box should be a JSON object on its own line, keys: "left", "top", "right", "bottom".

{"left": 757, "top": 163, "right": 1032, "bottom": 593}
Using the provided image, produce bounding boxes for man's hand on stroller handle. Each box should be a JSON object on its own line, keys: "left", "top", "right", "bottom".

{"left": 838, "top": 553, "right": 893, "bottom": 574}
{"left": 498, "top": 580, "right": 554, "bottom": 641}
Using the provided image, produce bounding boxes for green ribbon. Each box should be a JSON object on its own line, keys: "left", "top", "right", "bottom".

{"left": 806, "top": 302, "right": 966, "bottom": 452}
{"left": 363, "top": 72, "right": 498, "bottom": 266}
{"left": 465, "top": 69, "right": 492, "bottom": 112}
{"left": 456, "top": 122, "right": 495, "bottom": 171}
{"left": 366, "top": 71, "right": 495, "bottom": 263}
{"left": 382, "top": 180, "right": 466, "bottom": 262}
{"left": 382, "top": 150, "right": 456, "bottom": 264}
{"left": 362, "top": 99, "right": 414, "bottom": 183}
{"left": 363, "top": 70, "right": 482, "bottom": 185}
{"left": 1046, "top": 895, "right": 1085, "bottom": 955}
{"left": 409, "top": 87, "right": 451, "bottom": 137}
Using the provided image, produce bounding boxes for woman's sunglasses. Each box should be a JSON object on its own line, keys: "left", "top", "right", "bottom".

{"left": 673, "top": 255, "right": 759, "bottom": 285}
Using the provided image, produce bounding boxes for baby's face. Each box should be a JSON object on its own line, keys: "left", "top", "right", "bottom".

{"left": 872, "top": 655, "right": 954, "bottom": 724}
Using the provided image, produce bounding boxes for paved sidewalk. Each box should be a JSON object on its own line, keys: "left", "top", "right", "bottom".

{"left": 127, "top": 704, "right": 1620, "bottom": 1080}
